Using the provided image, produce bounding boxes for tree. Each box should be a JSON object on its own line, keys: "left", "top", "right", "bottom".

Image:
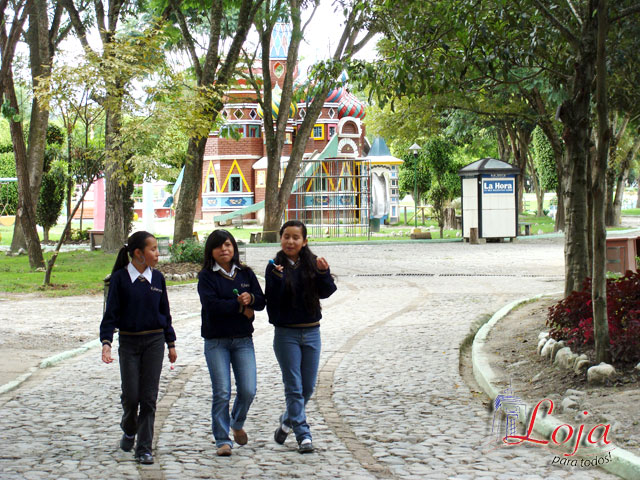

{"left": 398, "top": 144, "right": 430, "bottom": 208}
{"left": 36, "top": 125, "right": 66, "bottom": 241}
{"left": 531, "top": 125, "right": 558, "bottom": 216}
{"left": 8, "top": 0, "right": 71, "bottom": 263}
{"left": 247, "top": 0, "right": 377, "bottom": 241}
{"left": 61, "top": 0, "right": 167, "bottom": 251}
{"left": 164, "top": 0, "right": 265, "bottom": 244}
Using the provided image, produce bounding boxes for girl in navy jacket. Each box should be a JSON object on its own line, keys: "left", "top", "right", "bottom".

{"left": 198, "top": 229, "right": 265, "bottom": 456}
{"left": 266, "top": 220, "right": 336, "bottom": 454}
{"left": 100, "top": 231, "right": 177, "bottom": 465}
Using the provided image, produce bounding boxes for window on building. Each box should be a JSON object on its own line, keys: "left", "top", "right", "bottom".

{"left": 249, "top": 109, "right": 257, "bottom": 120}
{"left": 249, "top": 125, "right": 260, "bottom": 138}
{"left": 311, "top": 124, "right": 324, "bottom": 140}
{"left": 208, "top": 176, "right": 217, "bottom": 192}
{"left": 229, "top": 175, "right": 242, "bottom": 192}
{"left": 328, "top": 108, "right": 336, "bottom": 119}
{"left": 328, "top": 125, "right": 336, "bottom": 138}
{"left": 391, "top": 179, "right": 398, "bottom": 186}
{"left": 234, "top": 109, "right": 244, "bottom": 120}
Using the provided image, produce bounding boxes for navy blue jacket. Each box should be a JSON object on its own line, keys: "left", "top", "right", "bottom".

{"left": 100, "top": 268, "right": 176, "bottom": 346}
{"left": 265, "top": 261, "right": 337, "bottom": 326}
{"left": 198, "top": 267, "right": 265, "bottom": 339}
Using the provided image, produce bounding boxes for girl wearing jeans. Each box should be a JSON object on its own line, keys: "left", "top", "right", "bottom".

{"left": 266, "top": 220, "right": 337, "bottom": 453}
{"left": 198, "top": 230, "right": 265, "bottom": 456}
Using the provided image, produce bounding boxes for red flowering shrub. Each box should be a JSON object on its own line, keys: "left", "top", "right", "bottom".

{"left": 546, "top": 271, "right": 640, "bottom": 363}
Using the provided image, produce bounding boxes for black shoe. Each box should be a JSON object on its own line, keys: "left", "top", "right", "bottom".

{"left": 298, "top": 441, "right": 314, "bottom": 454}
{"left": 135, "top": 452, "right": 154, "bottom": 464}
{"left": 274, "top": 425, "right": 289, "bottom": 445}
{"left": 120, "top": 434, "right": 135, "bottom": 452}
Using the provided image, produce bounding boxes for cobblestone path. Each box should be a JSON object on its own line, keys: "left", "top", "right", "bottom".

{"left": 0, "top": 241, "right": 619, "bottom": 479}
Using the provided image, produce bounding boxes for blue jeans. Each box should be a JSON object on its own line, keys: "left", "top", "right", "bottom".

{"left": 204, "top": 337, "right": 257, "bottom": 447}
{"left": 273, "top": 326, "right": 321, "bottom": 443}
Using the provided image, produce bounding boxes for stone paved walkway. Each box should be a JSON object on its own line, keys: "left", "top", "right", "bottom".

{"left": 0, "top": 240, "right": 621, "bottom": 478}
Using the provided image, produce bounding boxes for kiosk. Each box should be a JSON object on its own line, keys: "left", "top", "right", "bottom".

{"left": 458, "top": 158, "right": 520, "bottom": 241}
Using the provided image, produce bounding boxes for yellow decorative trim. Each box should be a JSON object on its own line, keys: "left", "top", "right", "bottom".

{"left": 310, "top": 124, "right": 324, "bottom": 140}
{"left": 220, "top": 159, "right": 252, "bottom": 193}
{"left": 202, "top": 161, "right": 221, "bottom": 194}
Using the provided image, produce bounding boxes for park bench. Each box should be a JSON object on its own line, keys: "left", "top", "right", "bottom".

{"left": 518, "top": 222, "right": 531, "bottom": 236}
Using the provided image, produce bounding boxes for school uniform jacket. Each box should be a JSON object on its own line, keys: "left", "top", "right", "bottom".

{"left": 100, "top": 266, "right": 176, "bottom": 347}
{"left": 198, "top": 267, "right": 265, "bottom": 339}
{"left": 265, "top": 260, "right": 337, "bottom": 327}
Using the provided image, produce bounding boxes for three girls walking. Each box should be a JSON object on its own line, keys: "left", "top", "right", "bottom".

{"left": 101, "top": 221, "right": 335, "bottom": 459}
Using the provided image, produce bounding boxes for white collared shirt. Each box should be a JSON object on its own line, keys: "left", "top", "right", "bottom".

{"left": 212, "top": 262, "right": 239, "bottom": 277}
{"left": 127, "top": 262, "right": 153, "bottom": 283}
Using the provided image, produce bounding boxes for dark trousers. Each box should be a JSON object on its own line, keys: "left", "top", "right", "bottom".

{"left": 118, "top": 333, "right": 165, "bottom": 455}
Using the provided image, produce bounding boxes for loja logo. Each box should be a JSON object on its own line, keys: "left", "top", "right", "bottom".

{"left": 486, "top": 384, "right": 614, "bottom": 461}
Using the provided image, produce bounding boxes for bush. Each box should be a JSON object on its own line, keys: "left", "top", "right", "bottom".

{"left": 67, "top": 229, "right": 90, "bottom": 242}
{"left": 170, "top": 238, "right": 204, "bottom": 263}
{"left": 0, "top": 152, "right": 17, "bottom": 215}
{"left": 546, "top": 272, "right": 640, "bottom": 363}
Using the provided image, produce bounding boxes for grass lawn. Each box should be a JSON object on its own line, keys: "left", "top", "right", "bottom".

{"left": 622, "top": 208, "right": 640, "bottom": 216}
{"left": 0, "top": 249, "right": 196, "bottom": 296}
{"left": 0, "top": 250, "right": 114, "bottom": 296}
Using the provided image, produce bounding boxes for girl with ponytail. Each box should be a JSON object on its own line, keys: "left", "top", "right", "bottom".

{"left": 100, "top": 231, "right": 177, "bottom": 464}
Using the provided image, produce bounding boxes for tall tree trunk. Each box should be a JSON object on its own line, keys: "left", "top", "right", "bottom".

{"left": 102, "top": 99, "right": 126, "bottom": 252}
{"left": 592, "top": 0, "right": 610, "bottom": 364}
{"left": 5, "top": 73, "right": 44, "bottom": 268}
{"left": 173, "top": 136, "right": 207, "bottom": 243}
{"left": 557, "top": 9, "right": 596, "bottom": 297}
{"left": 604, "top": 168, "right": 616, "bottom": 225}
{"left": 10, "top": 0, "right": 51, "bottom": 254}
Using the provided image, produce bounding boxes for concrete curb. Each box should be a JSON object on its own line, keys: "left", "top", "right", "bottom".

{"left": 0, "top": 312, "right": 201, "bottom": 395}
{"left": 472, "top": 294, "right": 640, "bottom": 479}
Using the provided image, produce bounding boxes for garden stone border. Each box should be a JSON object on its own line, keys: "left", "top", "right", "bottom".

{"left": 472, "top": 293, "right": 640, "bottom": 479}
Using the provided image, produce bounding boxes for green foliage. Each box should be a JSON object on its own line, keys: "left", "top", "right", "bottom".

{"left": 68, "top": 229, "right": 90, "bottom": 242}
{"left": 36, "top": 160, "right": 66, "bottom": 233}
{"left": 169, "top": 238, "right": 204, "bottom": 264}
{"left": 531, "top": 126, "right": 558, "bottom": 192}
{"left": 0, "top": 152, "right": 17, "bottom": 215}
{"left": 46, "top": 124, "right": 65, "bottom": 146}
{"left": 398, "top": 147, "right": 431, "bottom": 202}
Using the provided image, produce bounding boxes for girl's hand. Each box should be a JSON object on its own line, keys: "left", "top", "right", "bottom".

{"left": 237, "top": 292, "right": 252, "bottom": 306}
{"left": 168, "top": 347, "right": 177, "bottom": 363}
{"left": 102, "top": 344, "right": 113, "bottom": 364}
{"left": 317, "top": 257, "right": 329, "bottom": 271}
{"left": 243, "top": 307, "right": 254, "bottom": 319}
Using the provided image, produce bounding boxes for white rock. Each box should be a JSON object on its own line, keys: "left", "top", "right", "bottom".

{"left": 575, "top": 359, "right": 590, "bottom": 374}
{"left": 550, "top": 340, "right": 566, "bottom": 362}
{"left": 561, "top": 397, "right": 578, "bottom": 411}
{"left": 565, "top": 388, "right": 586, "bottom": 397}
{"left": 587, "top": 362, "right": 616, "bottom": 384}
{"left": 536, "top": 338, "right": 547, "bottom": 355}
{"left": 538, "top": 331, "right": 549, "bottom": 340}
{"left": 554, "top": 348, "right": 574, "bottom": 369}
{"left": 636, "top": 362, "right": 640, "bottom": 371}
{"left": 540, "top": 338, "right": 556, "bottom": 358}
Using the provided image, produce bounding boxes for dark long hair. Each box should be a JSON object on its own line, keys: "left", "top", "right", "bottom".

{"left": 275, "top": 220, "right": 321, "bottom": 317}
{"left": 112, "top": 231, "right": 155, "bottom": 274}
{"left": 200, "top": 229, "right": 248, "bottom": 276}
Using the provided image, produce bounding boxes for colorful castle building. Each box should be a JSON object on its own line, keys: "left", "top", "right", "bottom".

{"left": 194, "top": 23, "right": 402, "bottom": 232}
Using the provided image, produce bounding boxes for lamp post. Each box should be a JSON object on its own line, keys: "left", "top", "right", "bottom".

{"left": 409, "top": 143, "right": 421, "bottom": 230}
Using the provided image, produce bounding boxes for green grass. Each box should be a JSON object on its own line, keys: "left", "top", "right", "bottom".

{"left": 0, "top": 221, "right": 94, "bottom": 246}
{"left": 0, "top": 250, "right": 114, "bottom": 296}
{"left": 0, "top": 249, "right": 197, "bottom": 296}
{"left": 622, "top": 208, "right": 640, "bottom": 216}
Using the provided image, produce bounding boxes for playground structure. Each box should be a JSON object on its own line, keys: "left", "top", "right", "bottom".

{"left": 286, "top": 135, "right": 371, "bottom": 239}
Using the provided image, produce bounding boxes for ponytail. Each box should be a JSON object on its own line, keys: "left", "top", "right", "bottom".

{"left": 111, "top": 231, "right": 155, "bottom": 274}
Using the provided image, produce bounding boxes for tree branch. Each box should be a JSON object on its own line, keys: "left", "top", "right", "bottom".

{"left": 59, "top": 0, "right": 96, "bottom": 55}
{"left": 532, "top": 0, "right": 580, "bottom": 48}
{"left": 169, "top": 0, "right": 203, "bottom": 82}
{"left": 611, "top": 3, "right": 640, "bottom": 22}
